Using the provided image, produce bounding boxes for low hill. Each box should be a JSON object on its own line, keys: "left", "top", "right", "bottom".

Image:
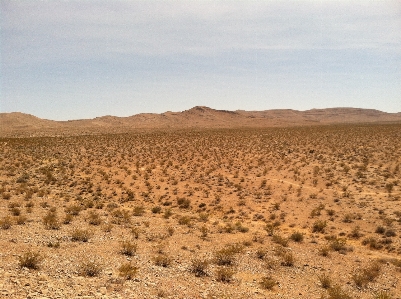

{"left": 1, "top": 107, "right": 401, "bottom": 136}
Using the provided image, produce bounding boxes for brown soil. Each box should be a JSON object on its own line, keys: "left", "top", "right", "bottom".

{"left": 0, "top": 123, "right": 400, "bottom": 298}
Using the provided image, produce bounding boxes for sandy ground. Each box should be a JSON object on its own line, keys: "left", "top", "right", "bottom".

{"left": 1, "top": 124, "right": 400, "bottom": 298}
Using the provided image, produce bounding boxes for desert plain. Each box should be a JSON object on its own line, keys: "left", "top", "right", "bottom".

{"left": 0, "top": 108, "right": 401, "bottom": 299}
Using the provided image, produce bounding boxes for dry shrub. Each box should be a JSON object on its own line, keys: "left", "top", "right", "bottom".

{"left": 352, "top": 261, "right": 381, "bottom": 288}
{"left": 362, "top": 237, "right": 383, "bottom": 250}
{"left": 78, "top": 259, "right": 102, "bottom": 277}
{"left": 259, "top": 276, "right": 277, "bottom": 290}
{"left": 0, "top": 216, "right": 12, "bottom": 229}
{"left": 132, "top": 206, "right": 145, "bottom": 216}
{"left": 319, "top": 246, "right": 330, "bottom": 257}
{"left": 215, "top": 267, "right": 236, "bottom": 283}
{"left": 329, "top": 237, "right": 348, "bottom": 253}
{"left": 131, "top": 227, "right": 140, "bottom": 239}
{"left": 256, "top": 248, "right": 267, "bottom": 259}
{"left": 118, "top": 262, "right": 138, "bottom": 280}
{"left": 18, "top": 250, "right": 43, "bottom": 269}
{"left": 213, "top": 243, "right": 243, "bottom": 266}
{"left": 312, "top": 220, "right": 327, "bottom": 233}
{"left": 43, "top": 210, "right": 60, "bottom": 230}
{"left": 290, "top": 231, "right": 304, "bottom": 242}
{"left": 153, "top": 254, "right": 172, "bottom": 267}
{"left": 318, "top": 273, "right": 332, "bottom": 289}
{"left": 272, "top": 234, "right": 289, "bottom": 247}
{"left": 15, "top": 215, "right": 27, "bottom": 225}
{"left": 120, "top": 240, "right": 137, "bottom": 256}
{"left": 190, "top": 257, "right": 209, "bottom": 277}
{"left": 65, "top": 204, "right": 82, "bottom": 216}
{"left": 112, "top": 209, "right": 132, "bottom": 224}
{"left": 373, "top": 291, "right": 393, "bottom": 299}
{"left": 70, "top": 228, "right": 92, "bottom": 242}
{"left": 178, "top": 215, "right": 192, "bottom": 226}
{"left": 281, "top": 251, "right": 295, "bottom": 267}
{"left": 326, "top": 285, "right": 352, "bottom": 299}
{"left": 87, "top": 210, "right": 102, "bottom": 225}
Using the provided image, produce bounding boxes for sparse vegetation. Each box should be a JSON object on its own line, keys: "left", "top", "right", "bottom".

{"left": 78, "top": 259, "right": 102, "bottom": 277}
{"left": 118, "top": 262, "right": 138, "bottom": 280}
{"left": 1, "top": 123, "right": 400, "bottom": 297}
{"left": 259, "top": 275, "right": 277, "bottom": 290}
{"left": 18, "top": 250, "right": 43, "bottom": 270}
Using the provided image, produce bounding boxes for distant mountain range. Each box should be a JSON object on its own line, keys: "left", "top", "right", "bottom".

{"left": 1, "top": 106, "right": 401, "bottom": 137}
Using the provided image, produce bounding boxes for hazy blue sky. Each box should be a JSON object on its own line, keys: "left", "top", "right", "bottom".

{"left": 1, "top": 1, "right": 400, "bottom": 120}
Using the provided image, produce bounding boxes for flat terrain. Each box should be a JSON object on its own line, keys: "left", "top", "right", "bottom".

{"left": 1, "top": 124, "right": 401, "bottom": 299}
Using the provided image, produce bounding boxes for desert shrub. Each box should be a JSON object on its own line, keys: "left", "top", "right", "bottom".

{"left": 167, "top": 226, "right": 175, "bottom": 236}
{"left": 65, "top": 204, "right": 82, "bottom": 216}
{"left": 259, "top": 275, "right": 276, "bottom": 290}
{"left": 153, "top": 254, "right": 172, "bottom": 267}
{"left": 385, "top": 229, "right": 396, "bottom": 237}
{"left": 18, "top": 250, "right": 43, "bottom": 269}
{"left": 290, "top": 231, "right": 304, "bottom": 242}
{"left": 373, "top": 291, "right": 393, "bottom": 299}
{"left": 10, "top": 207, "right": 21, "bottom": 216}
{"left": 112, "top": 209, "right": 131, "bottom": 224}
{"left": 15, "top": 215, "right": 27, "bottom": 225}
{"left": 235, "top": 221, "right": 249, "bottom": 233}
{"left": 215, "top": 267, "right": 236, "bottom": 283}
{"left": 25, "top": 201, "right": 34, "bottom": 208}
{"left": 264, "top": 256, "right": 279, "bottom": 270}
{"left": 131, "top": 227, "right": 140, "bottom": 239}
{"left": 47, "top": 240, "right": 60, "bottom": 248}
{"left": 273, "top": 245, "right": 287, "bottom": 257}
{"left": 63, "top": 213, "right": 73, "bottom": 224}
{"left": 70, "top": 228, "right": 92, "bottom": 242}
{"left": 264, "top": 222, "right": 279, "bottom": 236}
{"left": 220, "top": 222, "right": 235, "bottom": 233}
{"left": 327, "top": 285, "right": 352, "bottom": 299}
{"left": 329, "top": 238, "right": 347, "bottom": 252}
{"left": 102, "top": 223, "right": 113, "bottom": 232}
{"left": 198, "top": 212, "right": 209, "bottom": 222}
{"left": 87, "top": 210, "right": 102, "bottom": 225}
{"left": 189, "top": 257, "right": 209, "bottom": 277}
{"left": 0, "top": 216, "right": 12, "bottom": 229}
{"left": 318, "top": 246, "right": 330, "bottom": 257}
{"left": 272, "top": 234, "right": 289, "bottom": 247}
{"left": 349, "top": 226, "right": 362, "bottom": 239}
{"left": 2, "top": 192, "right": 11, "bottom": 200}
{"left": 318, "top": 273, "right": 332, "bottom": 289}
{"left": 177, "top": 198, "right": 191, "bottom": 209}
{"left": 342, "top": 213, "right": 354, "bottom": 223}
{"left": 120, "top": 240, "right": 137, "bottom": 256}
{"left": 256, "top": 248, "right": 267, "bottom": 259}
{"left": 200, "top": 225, "right": 208, "bottom": 238}
{"left": 375, "top": 226, "right": 386, "bottom": 234}
{"left": 78, "top": 260, "right": 102, "bottom": 277}
{"left": 43, "top": 210, "right": 60, "bottom": 230}
{"left": 213, "top": 244, "right": 243, "bottom": 266}
{"left": 118, "top": 262, "right": 138, "bottom": 280}
{"left": 362, "top": 237, "right": 383, "bottom": 250}
{"left": 214, "top": 248, "right": 236, "bottom": 266}
{"left": 132, "top": 206, "right": 145, "bottom": 216}
{"left": 163, "top": 208, "right": 173, "bottom": 219}
{"left": 151, "top": 206, "right": 162, "bottom": 214}
{"left": 312, "top": 220, "right": 327, "bottom": 233}
{"left": 178, "top": 215, "right": 191, "bottom": 226}
{"left": 352, "top": 261, "right": 381, "bottom": 288}
{"left": 326, "top": 209, "right": 335, "bottom": 216}
{"left": 281, "top": 251, "right": 295, "bottom": 266}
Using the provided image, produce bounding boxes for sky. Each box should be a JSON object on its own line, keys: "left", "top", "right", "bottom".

{"left": 1, "top": 0, "right": 400, "bottom": 121}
